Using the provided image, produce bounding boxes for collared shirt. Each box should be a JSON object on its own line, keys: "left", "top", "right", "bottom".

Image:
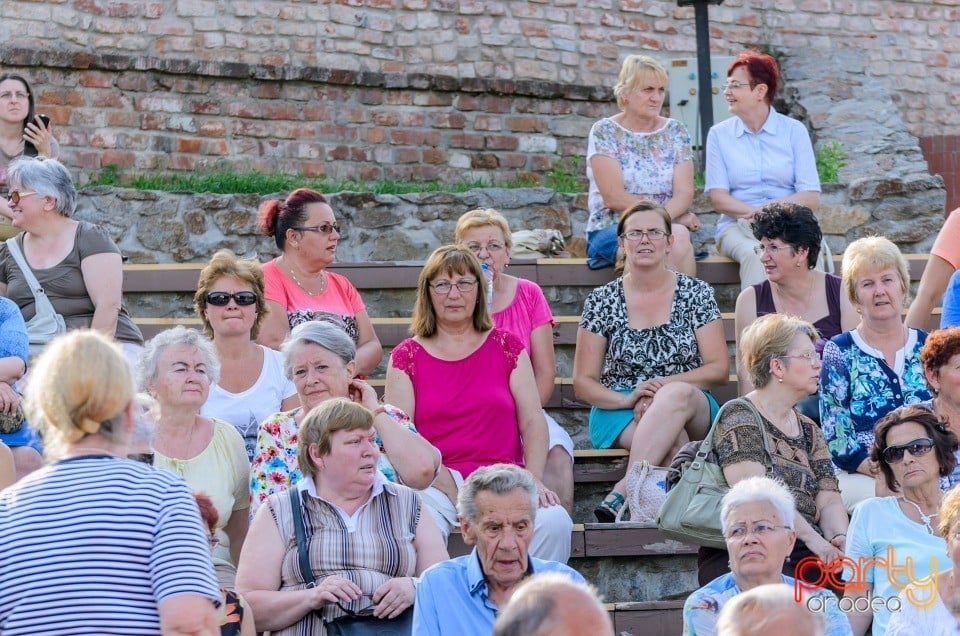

{"left": 704, "top": 108, "right": 820, "bottom": 236}
{"left": 297, "top": 469, "right": 388, "bottom": 533}
{"left": 412, "top": 547, "right": 585, "bottom": 636}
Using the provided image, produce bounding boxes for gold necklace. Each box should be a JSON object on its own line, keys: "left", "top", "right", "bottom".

{"left": 285, "top": 259, "right": 327, "bottom": 296}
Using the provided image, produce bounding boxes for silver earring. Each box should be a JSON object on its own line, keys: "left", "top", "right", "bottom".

{"left": 778, "top": 377, "right": 783, "bottom": 383}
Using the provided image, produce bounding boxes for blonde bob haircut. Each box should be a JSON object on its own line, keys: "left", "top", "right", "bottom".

{"left": 841, "top": 236, "right": 910, "bottom": 307}
{"left": 614, "top": 55, "right": 668, "bottom": 110}
{"left": 297, "top": 397, "right": 374, "bottom": 479}
{"left": 740, "top": 313, "right": 818, "bottom": 389}
{"left": 411, "top": 245, "right": 494, "bottom": 338}
{"left": 454, "top": 208, "right": 513, "bottom": 249}
{"left": 24, "top": 330, "right": 135, "bottom": 460}
{"left": 194, "top": 249, "right": 268, "bottom": 340}
{"left": 939, "top": 482, "right": 960, "bottom": 537}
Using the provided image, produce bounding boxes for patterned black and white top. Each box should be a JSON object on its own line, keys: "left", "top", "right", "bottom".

{"left": 579, "top": 273, "right": 721, "bottom": 391}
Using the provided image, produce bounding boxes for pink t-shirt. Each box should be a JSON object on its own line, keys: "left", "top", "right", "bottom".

{"left": 262, "top": 259, "right": 366, "bottom": 341}
{"left": 492, "top": 278, "right": 555, "bottom": 354}
{"left": 390, "top": 329, "right": 524, "bottom": 477}
{"left": 933, "top": 208, "right": 960, "bottom": 270}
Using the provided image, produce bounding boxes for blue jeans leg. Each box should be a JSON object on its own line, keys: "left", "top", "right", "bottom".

{"left": 587, "top": 226, "right": 619, "bottom": 270}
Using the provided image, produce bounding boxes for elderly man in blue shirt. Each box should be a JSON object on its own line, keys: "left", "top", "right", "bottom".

{"left": 413, "top": 464, "right": 584, "bottom": 636}
{"left": 705, "top": 49, "right": 821, "bottom": 290}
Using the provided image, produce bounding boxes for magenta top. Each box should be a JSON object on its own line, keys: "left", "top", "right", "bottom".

{"left": 492, "top": 278, "right": 555, "bottom": 354}
{"left": 390, "top": 328, "right": 524, "bottom": 477}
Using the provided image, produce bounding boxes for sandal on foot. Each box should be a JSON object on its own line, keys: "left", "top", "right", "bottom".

{"left": 594, "top": 490, "right": 625, "bottom": 523}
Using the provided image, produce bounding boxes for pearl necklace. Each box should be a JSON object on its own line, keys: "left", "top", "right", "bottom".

{"left": 286, "top": 260, "right": 327, "bottom": 297}
{"left": 900, "top": 495, "right": 939, "bottom": 535}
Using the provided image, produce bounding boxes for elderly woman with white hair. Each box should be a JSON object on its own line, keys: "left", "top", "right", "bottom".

{"left": 138, "top": 325, "right": 250, "bottom": 588}
{"left": 715, "top": 584, "right": 827, "bottom": 636}
{"left": 682, "top": 476, "right": 852, "bottom": 636}
{"left": 0, "top": 156, "right": 143, "bottom": 360}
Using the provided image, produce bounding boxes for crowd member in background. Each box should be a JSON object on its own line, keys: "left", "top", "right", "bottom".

{"left": 705, "top": 49, "right": 821, "bottom": 290}
{"left": 939, "top": 268, "right": 960, "bottom": 329}
{"left": 195, "top": 249, "right": 298, "bottom": 461}
{"left": 906, "top": 209, "right": 960, "bottom": 330}
{"left": 0, "top": 442, "right": 13, "bottom": 489}
{"left": 820, "top": 236, "right": 931, "bottom": 511}
{"left": 843, "top": 405, "right": 957, "bottom": 635}
{"left": 574, "top": 202, "right": 727, "bottom": 522}
{"left": 255, "top": 188, "right": 382, "bottom": 375}
{"left": 414, "top": 464, "right": 584, "bottom": 636}
{"left": 493, "top": 573, "right": 614, "bottom": 636}
{"left": 0, "top": 156, "right": 144, "bottom": 363}
{"left": 0, "top": 295, "right": 38, "bottom": 479}
{"left": 700, "top": 314, "right": 847, "bottom": 587}
{"left": 236, "top": 398, "right": 447, "bottom": 636}
{"left": 454, "top": 208, "right": 574, "bottom": 513}
{"left": 920, "top": 326, "right": 960, "bottom": 486}
{"left": 0, "top": 330, "right": 219, "bottom": 635}
{"left": 683, "top": 477, "right": 850, "bottom": 636}
{"left": 139, "top": 326, "right": 249, "bottom": 588}
{"left": 715, "top": 584, "right": 827, "bottom": 636}
{"left": 250, "top": 320, "right": 439, "bottom": 513}
{"left": 733, "top": 203, "right": 855, "bottom": 421}
{"left": 585, "top": 55, "right": 697, "bottom": 274}
{"left": 886, "top": 483, "right": 960, "bottom": 634}
{"left": 386, "top": 246, "right": 573, "bottom": 562}
{"left": 194, "top": 493, "right": 256, "bottom": 636}
{"left": 0, "top": 72, "right": 58, "bottom": 236}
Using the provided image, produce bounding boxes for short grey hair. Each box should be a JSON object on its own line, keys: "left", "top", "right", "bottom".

{"left": 137, "top": 325, "right": 221, "bottom": 389}
{"left": 457, "top": 463, "right": 538, "bottom": 525}
{"left": 720, "top": 476, "right": 796, "bottom": 534}
{"left": 7, "top": 156, "right": 77, "bottom": 217}
{"left": 280, "top": 320, "right": 356, "bottom": 379}
{"left": 716, "top": 583, "right": 825, "bottom": 635}
{"left": 493, "top": 573, "right": 608, "bottom": 636}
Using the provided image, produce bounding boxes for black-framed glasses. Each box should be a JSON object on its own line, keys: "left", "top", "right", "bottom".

{"left": 335, "top": 594, "right": 377, "bottom": 617}
{"left": 882, "top": 438, "right": 935, "bottom": 464}
{"left": 127, "top": 452, "right": 155, "bottom": 465}
{"left": 294, "top": 223, "right": 341, "bottom": 235}
{"left": 205, "top": 291, "right": 258, "bottom": 306}
{"left": 620, "top": 229, "right": 668, "bottom": 242}
{"left": 8, "top": 190, "right": 37, "bottom": 205}
{"left": 430, "top": 279, "right": 478, "bottom": 294}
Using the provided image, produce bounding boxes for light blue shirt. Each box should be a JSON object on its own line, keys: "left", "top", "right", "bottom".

{"left": 705, "top": 108, "right": 820, "bottom": 235}
{"left": 412, "top": 547, "right": 585, "bottom": 636}
{"left": 941, "top": 269, "right": 960, "bottom": 329}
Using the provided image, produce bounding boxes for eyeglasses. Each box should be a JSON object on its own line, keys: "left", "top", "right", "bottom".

{"left": 205, "top": 291, "right": 258, "bottom": 307}
{"left": 464, "top": 241, "right": 505, "bottom": 254}
{"left": 778, "top": 351, "right": 820, "bottom": 364}
{"left": 753, "top": 244, "right": 793, "bottom": 256}
{"left": 0, "top": 91, "right": 29, "bottom": 101}
{"left": 620, "top": 229, "right": 668, "bottom": 242}
{"left": 8, "top": 190, "right": 37, "bottom": 205}
{"left": 725, "top": 521, "right": 791, "bottom": 541}
{"left": 882, "top": 438, "right": 935, "bottom": 464}
{"left": 126, "top": 452, "right": 155, "bottom": 465}
{"left": 723, "top": 81, "right": 756, "bottom": 91}
{"left": 293, "top": 223, "right": 341, "bottom": 235}
{"left": 430, "top": 279, "right": 478, "bottom": 294}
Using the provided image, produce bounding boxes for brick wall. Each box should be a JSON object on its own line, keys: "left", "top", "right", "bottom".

{"left": 1, "top": 1, "right": 959, "bottom": 195}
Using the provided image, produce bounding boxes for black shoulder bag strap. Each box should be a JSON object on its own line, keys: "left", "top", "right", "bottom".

{"left": 289, "top": 487, "right": 317, "bottom": 588}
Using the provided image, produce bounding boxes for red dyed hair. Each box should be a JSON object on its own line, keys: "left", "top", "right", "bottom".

{"left": 728, "top": 50, "right": 779, "bottom": 105}
{"left": 256, "top": 187, "right": 330, "bottom": 250}
{"left": 193, "top": 492, "right": 219, "bottom": 534}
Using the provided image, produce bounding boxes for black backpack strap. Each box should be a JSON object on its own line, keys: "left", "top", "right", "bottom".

{"left": 289, "top": 487, "right": 316, "bottom": 588}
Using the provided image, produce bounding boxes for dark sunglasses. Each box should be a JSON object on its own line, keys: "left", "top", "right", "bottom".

{"left": 205, "top": 291, "right": 258, "bottom": 306}
{"left": 881, "top": 438, "right": 935, "bottom": 464}
{"left": 127, "top": 452, "right": 155, "bottom": 466}
{"left": 293, "top": 223, "right": 341, "bottom": 235}
{"left": 8, "top": 190, "right": 37, "bottom": 205}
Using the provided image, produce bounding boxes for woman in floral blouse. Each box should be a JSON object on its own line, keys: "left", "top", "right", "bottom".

{"left": 250, "top": 320, "right": 440, "bottom": 512}
{"left": 820, "top": 236, "right": 931, "bottom": 512}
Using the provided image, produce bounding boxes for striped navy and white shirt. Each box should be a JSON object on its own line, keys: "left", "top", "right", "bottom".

{"left": 0, "top": 454, "right": 220, "bottom": 635}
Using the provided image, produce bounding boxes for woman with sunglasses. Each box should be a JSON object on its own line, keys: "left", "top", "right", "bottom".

{"left": 843, "top": 405, "right": 958, "bottom": 635}
{"left": 194, "top": 250, "right": 298, "bottom": 461}
{"left": 705, "top": 50, "right": 821, "bottom": 290}
{"left": 0, "top": 73, "right": 58, "bottom": 238}
{"left": 256, "top": 188, "right": 381, "bottom": 375}
{"left": 698, "top": 314, "right": 847, "bottom": 587}
{"left": 574, "top": 201, "right": 728, "bottom": 522}
{"left": 0, "top": 157, "right": 143, "bottom": 362}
